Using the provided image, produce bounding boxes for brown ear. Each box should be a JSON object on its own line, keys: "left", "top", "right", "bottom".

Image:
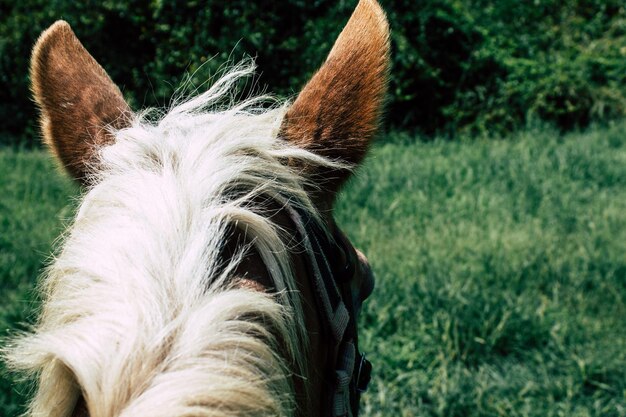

{"left": 31, "top": 21, "right": 131, "bottom": 183}
{"left": 279, "top": 0, "right": 390, "bottom": 195}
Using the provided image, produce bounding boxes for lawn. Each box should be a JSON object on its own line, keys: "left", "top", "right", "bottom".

{"left": 1, "top": 124, "right": 626, "bottom": 416}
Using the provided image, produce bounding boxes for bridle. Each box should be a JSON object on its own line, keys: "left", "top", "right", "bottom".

{"left": 285, "top": 205, "right": 373, "bottom": 417}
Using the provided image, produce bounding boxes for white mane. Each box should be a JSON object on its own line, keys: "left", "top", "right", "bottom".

{"left": 4, "top": 64, "right": 341, "bottom": 417}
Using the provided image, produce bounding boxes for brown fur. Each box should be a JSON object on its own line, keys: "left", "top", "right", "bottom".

{"left": 31, "top": 21, "right": 131, "bottom": 183}
{"left": 279, "top": 0, "right": 390, "bottom": 195}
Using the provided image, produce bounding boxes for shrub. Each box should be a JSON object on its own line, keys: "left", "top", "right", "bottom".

{"left": 1, "top": 0, "right": 625, "bottom": 144}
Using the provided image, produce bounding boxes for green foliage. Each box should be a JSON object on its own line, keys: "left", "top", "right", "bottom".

{"left": 387, "top": 0, "right": 626, "bottom": 135}
{"left": 1, "top": 0, "right": 626, "bottom": 141}
{"left": 0, "top": 0, "right": 353, "bottom": 145}
{"left": 1, "top": 123, "right": 626, "bottom": 415}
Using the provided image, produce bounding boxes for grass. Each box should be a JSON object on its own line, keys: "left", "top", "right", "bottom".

{"left": 337, "top": 124, "right": 626, "bottom": 416}
{"left": 0, "top": 149, "right": 77, "bottom": 416}
{"left": 1, "top": 124, "right": 626, "bottom": 416}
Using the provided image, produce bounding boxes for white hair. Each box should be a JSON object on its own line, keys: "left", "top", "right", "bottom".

{"left": 3, "top": 63, "right": 343, "bottom": 417}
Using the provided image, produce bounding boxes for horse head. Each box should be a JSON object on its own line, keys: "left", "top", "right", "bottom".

{"left": 5, "top": 1, "right": 389, "bottom": 416}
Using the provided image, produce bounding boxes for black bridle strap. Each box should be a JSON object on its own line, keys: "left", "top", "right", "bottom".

{"left": 285, "top": 206, "right": 350, "bottom": 345}
{"left": 284, "top": 205, "right": 370, "bottom": 417}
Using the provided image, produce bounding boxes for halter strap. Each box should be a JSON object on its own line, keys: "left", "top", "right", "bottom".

{"left": 284, "top": 205, "right": 372, "bottom": 417}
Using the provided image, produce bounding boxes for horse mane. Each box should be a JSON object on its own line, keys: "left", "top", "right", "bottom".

{"left": 3, "top": 63, "right": 345, "bottom": 417}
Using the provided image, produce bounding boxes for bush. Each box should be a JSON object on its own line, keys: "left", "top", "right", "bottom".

{"left": 1, "top": 0, "right": 625, "bottom": 145}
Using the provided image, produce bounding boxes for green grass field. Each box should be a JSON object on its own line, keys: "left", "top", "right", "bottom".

{"left": 1, "top": 124, "right": 626, "bottom": 416}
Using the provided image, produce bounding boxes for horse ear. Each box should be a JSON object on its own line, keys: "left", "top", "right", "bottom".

{"left": 279, "top": 0, "right": 390, "bottom": 197}
{"left": 31, "top": 21, "right": 131, "bottom": 183}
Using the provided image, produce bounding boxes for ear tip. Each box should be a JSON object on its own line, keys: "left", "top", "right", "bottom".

{"left": 32, "top": 21, "right": 76, "bottom": 66}
{"left": 33, "top": 20, "right": 74, "bottom": 53}
{"left": 345, "top": 0, "right": 391, "bottom": 61}
{"left": 356, "top": 0, "right": 390, "bottom": 35}
{"left": 358, "top": 0, "right": 389, "bottom": 21}
{"left": 30, "top": 21, "right": 80, "bottom": 101}
{"left": 47, "top": 20, "right": 73, "bottom": 33}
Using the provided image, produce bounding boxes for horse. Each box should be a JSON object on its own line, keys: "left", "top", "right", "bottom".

{"left": 3, "top": 1, "right": 389, "bottom": 416}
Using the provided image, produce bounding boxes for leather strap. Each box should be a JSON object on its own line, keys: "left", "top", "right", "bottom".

{"left": 284, "top": 205, "right": 371, "bottom": 417}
